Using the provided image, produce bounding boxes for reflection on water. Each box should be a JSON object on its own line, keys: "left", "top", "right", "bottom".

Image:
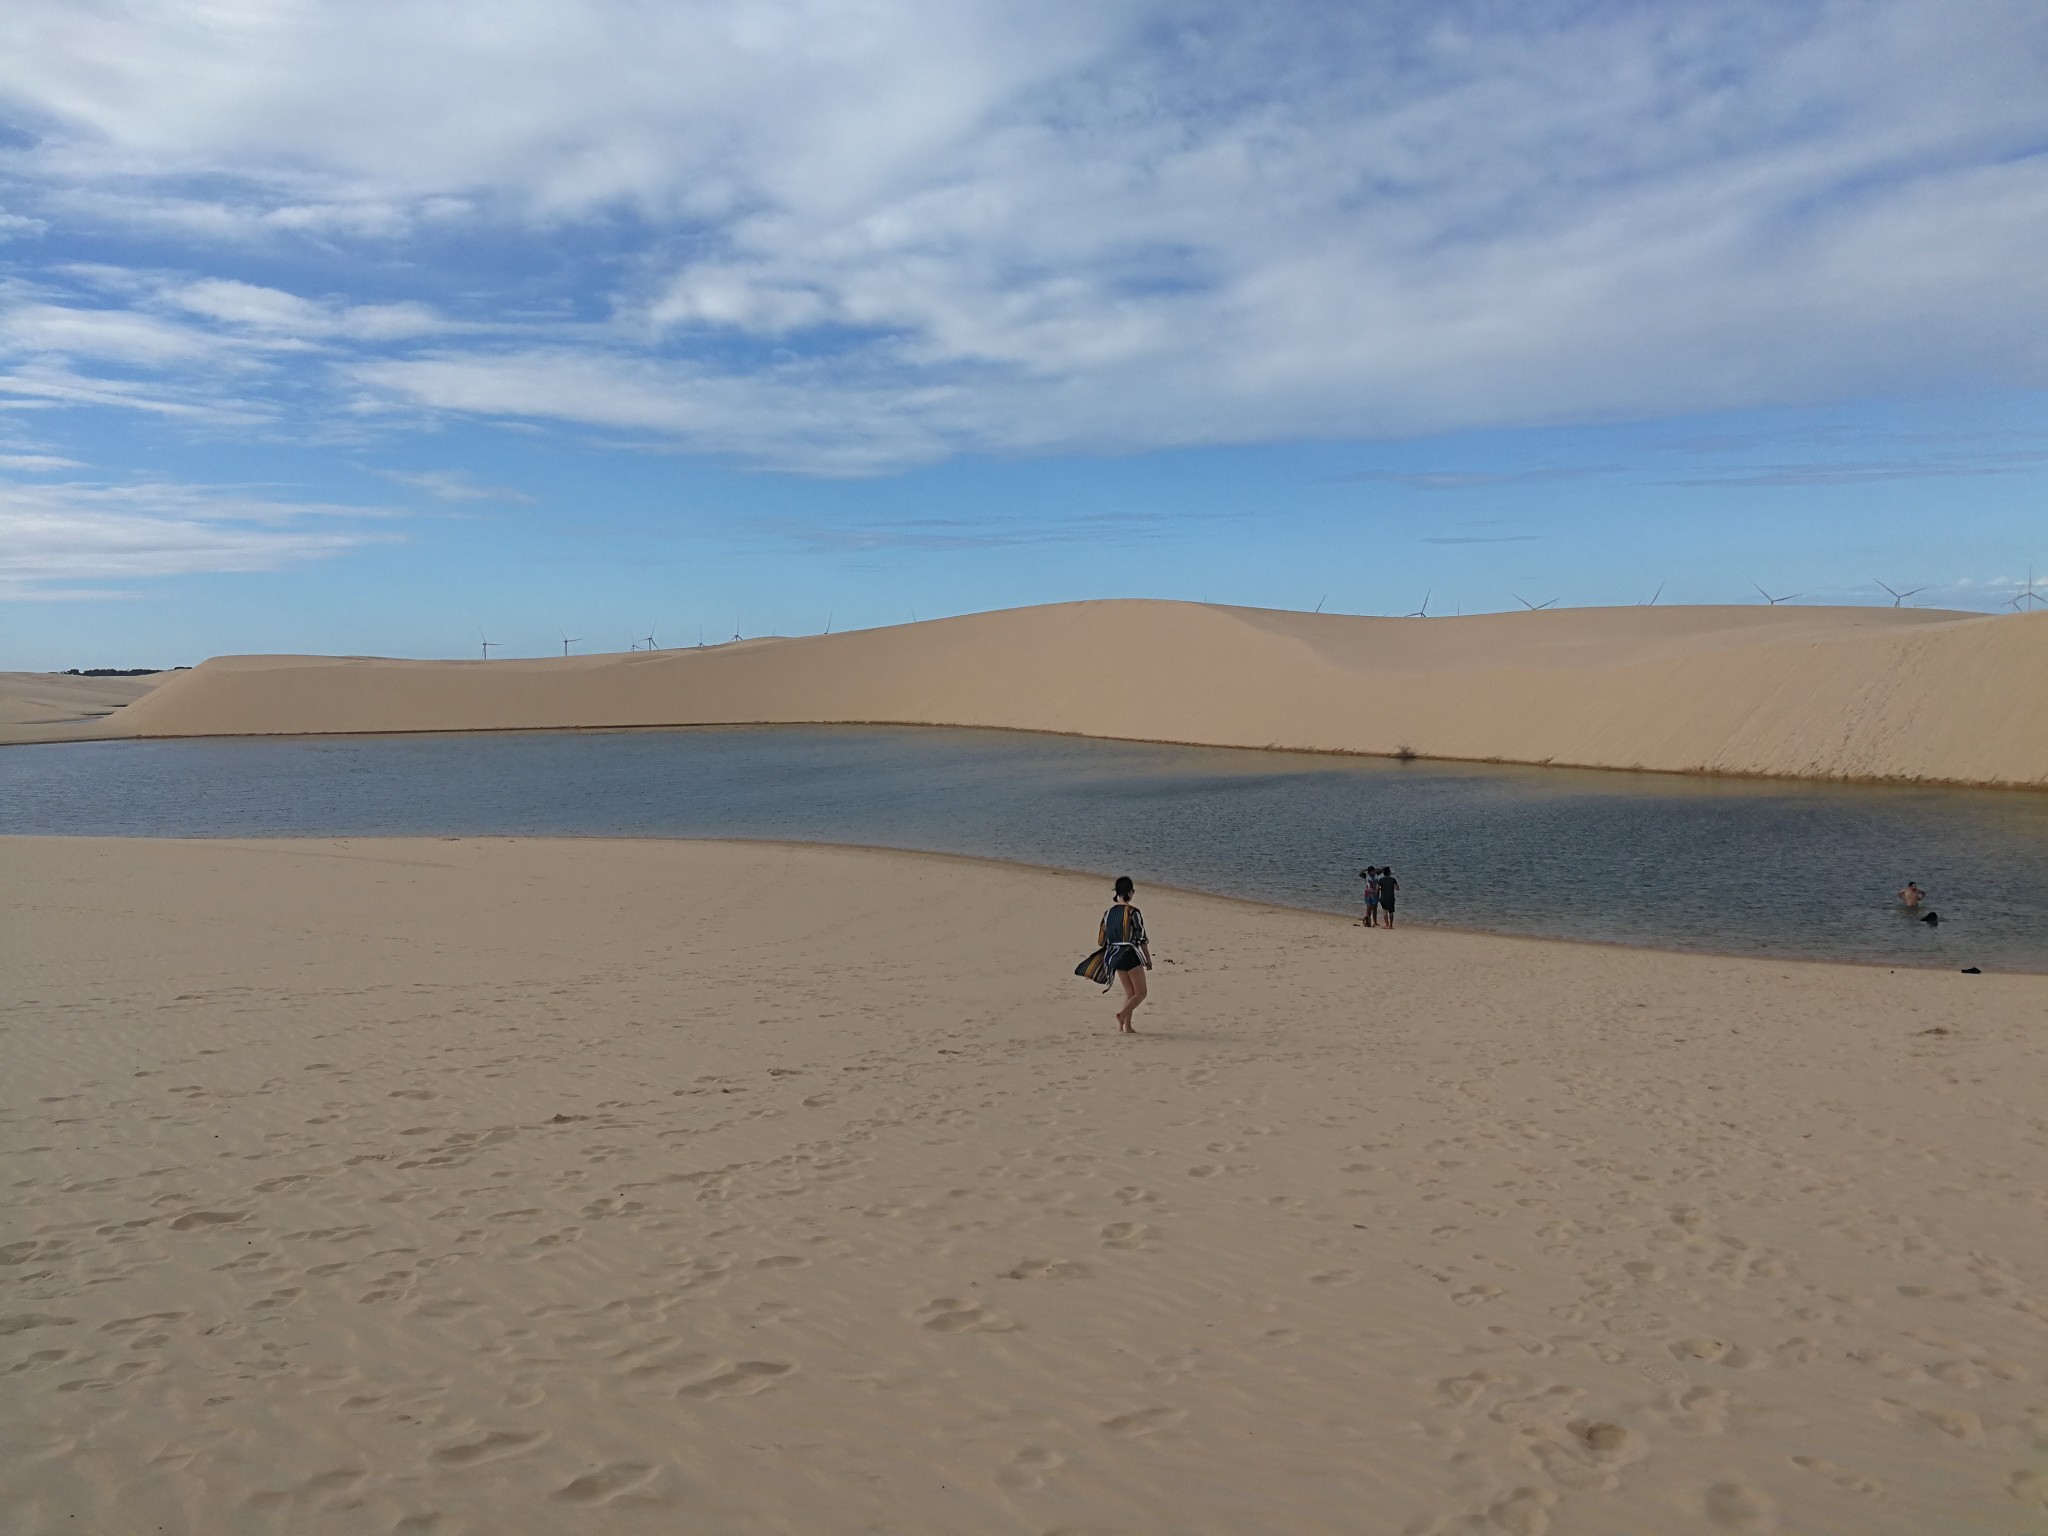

{"left": 4, "top": 725, "right": 2044, "bottom": 970}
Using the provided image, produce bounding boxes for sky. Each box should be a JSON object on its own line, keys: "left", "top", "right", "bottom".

{"left": 1, "top": 0, "right": 2044, "bottom": 668}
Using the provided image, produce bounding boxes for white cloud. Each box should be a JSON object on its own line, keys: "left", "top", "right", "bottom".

{"left": 377, "top": 467, "right": 533, "bottom": 503}
{"left": 0, "top": 359, "right": 270, "bottom": 424}
{"left": 0, "top": 477, "right": 396, "bottom": 595}
{"left": 0, "top": 1, "right": 2044, "bottom": 467}
{"left": 169, "top": 279, "right": 446, "bottom": 341}
{"left": 1, "top": 301, "right": 230, "bottom": 367}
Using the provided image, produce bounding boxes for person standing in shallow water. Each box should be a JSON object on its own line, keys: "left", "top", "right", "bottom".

{"left": 1101, "top": 876, "right": 1153, "bottom": 1033}
{"left": 1360, "top": 867, "right": 1381, "bottom": 928}
{"left": 1377, "top": 867, "right": 1400, "bottom": 927}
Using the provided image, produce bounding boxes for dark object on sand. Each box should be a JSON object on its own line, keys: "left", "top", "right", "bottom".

{"left": 1960, "top": 966, "right": 1981, "bottom": 974}
{"left": 1920, "top": 911, "right": 1940, "bottom": 925}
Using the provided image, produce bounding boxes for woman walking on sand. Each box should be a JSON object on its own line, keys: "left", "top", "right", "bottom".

{"left": 1099, "top": 876, "right": 1152, "bottom": 1033}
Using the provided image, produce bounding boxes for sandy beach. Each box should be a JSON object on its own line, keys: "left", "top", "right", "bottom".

{"left": 5, "top": 834, "right": 2044, "bottom": 1535}
{"left": 22, "top": 602, "right": 2048, "bottom": 788}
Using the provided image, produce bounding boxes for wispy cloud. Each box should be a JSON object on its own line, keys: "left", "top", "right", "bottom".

{"left": 376, "top": 468, "right": 534, "bottom": 504}
{"left": 1424, "top": 534, "right": 1546, "bottom": 545}
{"left": 1656, "top": 450, "right": 2048, "bottom": 488}
{"left": 0, "top": 2, "right": 2042, "bottom": 471}
{"left": 1334, "top": 466, "right": 1623, "bottom": 490}
{"left": 0, "top": 478, "right": 399, "bottom": 597}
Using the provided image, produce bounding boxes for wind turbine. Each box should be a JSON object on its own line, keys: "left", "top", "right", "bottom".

{"left": 2008, "top": 565, "right": 2044, "bottom": 611}
{"left": 560, "top": 629, "right": 582, "bottom": 656}
{"left": 479, "top": 630, "right": 496, "bottom": 659}
{"left": 1875, "top": 580, "right": 1927, "bottom": 608}
{"left": 823, "top": 611, "right": 834, "bottom": 635}
{"left": 643, "top": 627, "right": 660, "bottom": 651}
{"left": 1314, "top": 594, "right": 1327, "bottom": 613}
{"left": 1512, "top": 594, "right": 1558, "bottom": 610}
{"left": 1753, "top": 583, "right": 1800, "bottom": 606}
{"left": 731, "top": 613, "right": 742, "bottom": 643}
{"left": 1642, "top": 582, "right": 1665, "bottom": 606}
{"left": 1404, "top": 590, "right": 1432, "bottom": 618}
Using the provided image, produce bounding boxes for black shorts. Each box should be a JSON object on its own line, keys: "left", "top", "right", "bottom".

{"left": 1110, "top": 949, "right": 1145, "bottom": 973}
{"left": 1380, "top": 897, "right": 1395, "bottom": 913}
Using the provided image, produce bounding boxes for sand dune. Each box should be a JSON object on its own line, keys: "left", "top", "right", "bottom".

{"left": 0, "top": 670, "right": 167, "bottom": 745}
{"left": 5, "top": 835, "right": 2044, "bottom": 1534}
{"left": 51, "top": 601, "right": 2048, "bottom": 786}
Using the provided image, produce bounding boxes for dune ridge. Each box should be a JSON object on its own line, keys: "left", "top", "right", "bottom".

{"left": 0, "top": 670, "right": 167, "bottom": 745}
{"left": 83, "top": 600, "right": 2048, "bottom": 786}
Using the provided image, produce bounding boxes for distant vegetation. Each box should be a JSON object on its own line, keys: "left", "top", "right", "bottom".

{"left": 63, "top": 667, "right": 184, "bottom": 677}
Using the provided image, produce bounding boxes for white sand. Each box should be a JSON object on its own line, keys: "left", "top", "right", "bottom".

{"left": 72, "top": 601, "right": 2048, "bottom": 787}
{"left": 0, "top": 671, "right": 167, "bottom": 745}
{"left": 5, "top": 835, "right": 2044, "bottom": 1535}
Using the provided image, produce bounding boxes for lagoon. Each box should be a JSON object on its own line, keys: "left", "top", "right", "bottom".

{"left": 4, "top": 725, "right": 2044, "bottom": 970}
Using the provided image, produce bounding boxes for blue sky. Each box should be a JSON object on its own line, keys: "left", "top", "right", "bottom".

{"left": 1, "top": 0, "right": 2044, "bottom": 667}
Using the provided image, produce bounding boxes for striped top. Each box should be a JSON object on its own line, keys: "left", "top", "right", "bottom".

{"left": 1099, "top": 903, "right": 1147, "bottom": 951}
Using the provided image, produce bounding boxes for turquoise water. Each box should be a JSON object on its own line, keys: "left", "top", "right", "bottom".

{"left": 4, "top": 725, "right": 2044, "bottom": 970}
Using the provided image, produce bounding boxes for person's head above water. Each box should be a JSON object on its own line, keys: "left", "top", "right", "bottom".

{"left": 1113, "top": 875, "right": 1135, "bottom": 902}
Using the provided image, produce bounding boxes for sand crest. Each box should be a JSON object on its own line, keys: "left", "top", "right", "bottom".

{"left": 53, "top": 601, "right": 2048, "bottom": 786}
{"left": 0, "top": 671, "right": 167, "bottom": 745}
{"left": 4, "top": 835, "right": 2044, "bottom": 1534}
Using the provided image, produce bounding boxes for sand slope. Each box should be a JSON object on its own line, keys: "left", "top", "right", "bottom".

{"left": 74, "top": 601, "right": 2048, "bottom": 785}
{"left": 4, "top": 836, "right": 2044, "bottom": 1535}
{"left": 0, "top": 671, "right": 167, "bottom": 745}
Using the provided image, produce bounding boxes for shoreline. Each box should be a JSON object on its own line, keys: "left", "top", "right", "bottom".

{"left": 6, "top": 830, "right": 2028, "bottom": 975}
{"left": 14, "top": 711, "right": 2048, "bottom": 795}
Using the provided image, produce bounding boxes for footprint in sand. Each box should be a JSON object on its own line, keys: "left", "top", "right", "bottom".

{"left": 1437, "top": 1372, "right": 1503, "bottom": 1409}
{"left": 1668, "top": 1385, "right": 1732, "bottom": 1434}
{"left": 552, "top": 1462, "right": 657, "bottom": 1504}
{"left": 619, "top": 1342, "right": 713, "bottom": 1380}
{"left": 995, "top": 1446, "right": 1063, "bottom": 1490}
{"left": 919, "top": 1298, "right": 1016, "bottom": 1333}
{"left": 429, "top": 1428, "right": 546, "bottom": 1466}
{"left": 1790, "top": 1455, "right": 1881, "bottom": 1496}
{"left": 1519, "top": 1420, "right": 1649, "bottom": 1492}
{"left": 1100, "top": 1406, "right": 1184, "bottom": 1437}
{"left": 1703, "top": 1477, "right": 1777, "bottom": 1530}
{"left": 1478, "top": 1485, "right": 1556, "bottom": 1535}
{"left": 1004, "top": 1259, "right": 1090, "bottom": 1281}
{"left": 2009, "top": 1470, "right": 2048, "bottom": 1513}
{"left": 677, "top": 1360, "right": 794, "bottom": 1399}
{"left": 170, "top": 1210, "right": 248, "bottom": 1231}
{"left": 0, "top": 1314, "right": 77, "bottom": 1336}
{"left": 1099, "top": 1222, "right": 1153, "bottom": 1250}
{"left": 1452, "top": 1285, "right": 1505, "bottom": 1307}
